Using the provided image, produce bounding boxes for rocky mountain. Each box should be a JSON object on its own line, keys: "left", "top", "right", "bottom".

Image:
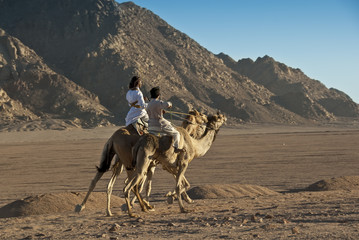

{"left": 218, "top": 53, "right": 358, "bottom": 119}
{"left": 0, "top": 0, "right": 357, "bottom": 130}
{"left": 0, "top": 28, "right": 112, "bottom": 130}
{"left": 0, "top": 88, "right": 38, "bottom": 122}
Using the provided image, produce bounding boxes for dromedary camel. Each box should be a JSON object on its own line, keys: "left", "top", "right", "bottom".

{"left": 75, "top": 110, "right": 208, "bottom": 216}
{"left": 123, "top": 112, "right": 227, "bottom": 217}
{"left": 181, "top": 109, "right": 207, "bottom": 139}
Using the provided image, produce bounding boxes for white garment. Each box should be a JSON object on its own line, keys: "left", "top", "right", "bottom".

{"left": 146, "top": 98, "right": 181, "bottom": 148}
{"left": 125, "top": 88, "right": 148, "bottom": 126}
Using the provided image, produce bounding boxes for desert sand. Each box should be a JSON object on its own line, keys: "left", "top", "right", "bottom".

{"left": 1, "top": 124, "right": 359, "bottom": 239}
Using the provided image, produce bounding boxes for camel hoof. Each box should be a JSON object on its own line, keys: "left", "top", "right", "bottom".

{"left": 145, "top": 205, "right": 155, "bottom": 211}
{"left": 120, "top": 203, "right": 128, "bottom": 211}
{"left": 129, "top": 213, "right": 139, "bottom": 218}
{"left": 167, "top": 196, "right": 174, "bottom": 204}
{"left": 74, "top": 204, "right": 84, "bottom": 213}
{"left": 181, "top": 208, "right": 194, "bottom": 214}
{"left": 106, "top": 211, "right": 113, "bottom": 217}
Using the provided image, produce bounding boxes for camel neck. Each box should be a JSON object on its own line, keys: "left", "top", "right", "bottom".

{"left": 192, "top": 127, "right": 217, "bottom": 158}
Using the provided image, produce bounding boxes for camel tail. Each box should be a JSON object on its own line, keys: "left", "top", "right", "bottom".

{"left": 96, "top": 138, "right": 115, "bottom": 173}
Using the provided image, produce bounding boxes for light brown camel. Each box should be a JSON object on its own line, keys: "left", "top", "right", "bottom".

{"left": 74, "top": 124, "right": 143, "bottom": 216}
{"left": 75, "top": 110, "right": 208, "bottom": 216}
{"left": 181, "top": 109, "right": 207, "bottom": 139}
{"left": 124, "top": 112, "right": 227, "bottom": 217}
{"left": 113, "top": 109, "right": 208, "bottom": 210}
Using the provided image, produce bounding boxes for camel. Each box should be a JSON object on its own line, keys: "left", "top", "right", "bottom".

{"left": 74, "top": 124, "right": 144, "bottom": 216}
{"left": 181, "top": 109, "right": 207, "bottom": 139}
{"left": 75, "top": 109, "right": 208, "bottom": 216}
{"left": 123, "top": 112, "right": 227, "bottom": 217}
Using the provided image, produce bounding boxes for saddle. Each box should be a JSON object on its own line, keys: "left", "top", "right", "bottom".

{"left": 131, "top": 118, "right": 148, "bottom": 136}
{"left": 148, "top": 125, "right": 167, "bottom": 137}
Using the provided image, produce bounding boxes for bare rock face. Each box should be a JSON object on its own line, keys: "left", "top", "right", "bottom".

{"left": 0, "top": 0, "right": 357, "bottom": 129}
{"left": 0, "top": 0, "right": 306, "bottom": 125}
{"left": 0, "top": 29, "right": 113, "bottom": 129}
{"left": 0, "top": 88, "right": 38, "bottom": 122}
{"left": 219, "top": 54, "right": 358, "bottom": 120}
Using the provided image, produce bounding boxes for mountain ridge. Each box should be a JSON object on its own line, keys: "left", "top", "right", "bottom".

{"left": 0, "top": 0, "right": 357, "bottom": 130}
{"left": 0, "top": 28, "right": 113, "bottom": 130}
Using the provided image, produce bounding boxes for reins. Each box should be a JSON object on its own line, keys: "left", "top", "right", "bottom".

{"left": 165, "top": 110, "right": 193, "bottom": 116}
{"left": 164, "top": 110, "right": 206, "bottom": 127}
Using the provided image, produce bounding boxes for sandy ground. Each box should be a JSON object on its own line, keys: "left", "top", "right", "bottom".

{"left": 0, "top": 124, "right": 359, "bottom": 239}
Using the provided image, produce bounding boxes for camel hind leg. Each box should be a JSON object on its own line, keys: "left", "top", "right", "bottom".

{"left": 75, "top": 139, "right": 115, "bottom": 213}
{"left": 142, "top": 161, "right": 156, "bottom": 210}
{"left": 124, "top": 149, "right": 152, "bottom": 217}
{"left": 75, "top": 170, "right": 104, "bottom": 213}
{"left": 106, "top": 157, "right": 123, "bottom": 216}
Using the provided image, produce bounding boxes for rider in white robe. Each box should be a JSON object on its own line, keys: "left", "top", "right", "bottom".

{"left": 124, "top": 76, "right": 149, "bottom": 134}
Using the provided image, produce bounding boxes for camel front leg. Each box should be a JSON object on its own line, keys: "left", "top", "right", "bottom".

{"left": 75, "top": 171, "right": 104, "bottom": 213}
{"left": 166, "top": 175, "right": 193, "bottom": 204}
{"left": 132, "top": 175, "right": 155, "bottom": 210}
{"left": 180, "top": 176, "right": 194, "bottom": 204}
{"left": 143, "top": 162, "right": 156, "bottom": 210}
{"left": 106, "top": 163, "right": 123, "bottom": 216}
{"left": 175, "top": 160, "right": 189, "bottom": 213}
{"left": 134, "top": 183, "right": 148, "bottom": 212}
{"left": 124, "top": 181, "right": 148, "bottom": 217}
{"left": 182, "top": 176, "right": 194, "bottom": 203}
{"left": 123, "top": 177, "right": 138, "bottom": 218}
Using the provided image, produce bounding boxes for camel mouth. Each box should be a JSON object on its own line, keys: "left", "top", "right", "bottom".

{"left": 206, "top": 113, "right": 226, "bottom": 130}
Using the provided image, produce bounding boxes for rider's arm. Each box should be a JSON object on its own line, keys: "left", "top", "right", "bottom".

{"left": 136, "top": 91, "right": 147, "bottom": 109}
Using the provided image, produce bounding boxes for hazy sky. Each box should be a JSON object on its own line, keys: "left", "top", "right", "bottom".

{"left": 117, "top": 0, "right": 359, "bottom": 103}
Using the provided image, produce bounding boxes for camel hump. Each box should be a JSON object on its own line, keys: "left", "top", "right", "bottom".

{"left": 132, "top": 134, "right": 160, "bottom": 167}
{"left": 158, "top": 135, "right": 173, "bottom": 152}
{"left": 137, "top": 134, "right": 160, "bottom": 151}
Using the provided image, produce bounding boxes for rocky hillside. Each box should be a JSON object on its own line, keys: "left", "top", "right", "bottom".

{"left": 0, "top": 0, "right": 357, "bottom": 130}
{"left": 0, "top": 28, "right": 112, "bottom": 130}
{"left": 218, "top": 53, "right": 358, "bottom": 119}
{"left": 0, "top": 88, "right": 38, "bottom": 122}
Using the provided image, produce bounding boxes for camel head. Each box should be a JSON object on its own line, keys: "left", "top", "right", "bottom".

{"left": 207, "top": 112, "right": 227, "bottom": 131}
{"left": 189, "top": 109, "right": 208, "bottom": 125}
{"left": 182, "top": 109, "right": 209, "bottom": 139}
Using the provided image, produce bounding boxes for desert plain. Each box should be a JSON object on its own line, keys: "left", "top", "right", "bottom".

{"left": 0, "top": 123, "right": 359, "bottom": 239}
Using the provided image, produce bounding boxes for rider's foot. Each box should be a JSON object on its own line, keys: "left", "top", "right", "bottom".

{"left": 174, "top": 147, "right": 186, "bottom": 153}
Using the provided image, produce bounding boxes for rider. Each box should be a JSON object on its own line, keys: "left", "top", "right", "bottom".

{"left": 125, "top": 76, "right": 149, "bottom": 135}
{"left": 146, "top": 86, "right": 185, "bottom": 153}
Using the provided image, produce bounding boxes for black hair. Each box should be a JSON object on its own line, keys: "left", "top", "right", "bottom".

{"left": 150, "top": 87, "right": 160, "bottom": 99}
{"left": 129, "top": 76, "right": 141, "bottom": 89}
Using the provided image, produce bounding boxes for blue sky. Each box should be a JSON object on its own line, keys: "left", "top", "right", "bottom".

{"left": 117, "top": 0, "right": 359, "bottom": 103}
